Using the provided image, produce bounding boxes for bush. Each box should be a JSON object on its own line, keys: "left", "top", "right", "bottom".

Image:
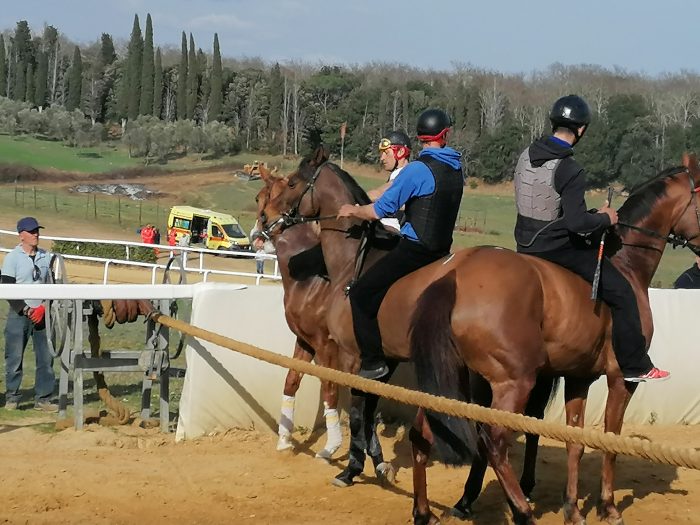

{"left": 52, "top": 241, "right": 157, "bottom": 264}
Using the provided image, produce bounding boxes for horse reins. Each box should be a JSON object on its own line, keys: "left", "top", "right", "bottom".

{"left": 617, "top": 170, "right": 700, "bottom": 256}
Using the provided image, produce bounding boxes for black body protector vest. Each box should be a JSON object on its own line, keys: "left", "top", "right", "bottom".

{"left": 404, "top": 156, "right": 464, "bottom": 253}
{"left": 514, "top": 148, "right": 562, "bottom": 247}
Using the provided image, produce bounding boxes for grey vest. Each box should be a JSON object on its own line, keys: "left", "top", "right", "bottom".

{"left": 514, "top": 149, "right": 562, "bottom": 221}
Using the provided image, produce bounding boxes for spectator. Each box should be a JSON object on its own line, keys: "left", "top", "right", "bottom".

{"left": 254, "top": 238, "right": 266, "bottom": 274}
{"left": 152, "top": 227, "right": 161, "bottom": 257}
{"left": 1, "top": 217, "right": 57, "bottom": 412}
{"left": 167, "top": 228, "right": 177, "bottom": 247}
{"left": 674, "top": 256, "right": 700, "bottom": 289}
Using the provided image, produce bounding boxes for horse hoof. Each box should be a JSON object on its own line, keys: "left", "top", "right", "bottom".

{"left": 447, "top": 504, "right": 473, "bottom": 520}
{"left": 332, "top": 467, "right": 360, "bottom": 488}
{"left": 315, "top": 445, "right": 340, "bottom": 460}
{"left": 375, "top": 462, "right": 396, "bottom": 485}
{"left": 276, "top": 437, "right": 293, "bottom": 451}
{"left": 331, "top": 476, "right": 353, "bottom": 488}
{"left": 413, "top": 510, "right": 440, "bottom": 525}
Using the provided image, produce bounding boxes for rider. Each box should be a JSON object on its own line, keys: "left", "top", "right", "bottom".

{"left": 338, "top": 109, "right": 464, "bottom": 380}
{"left": 513, "top": 94, "right": 670, "bottom": 382}
{"left": 367, "top": 130, "right": 412, "bottom": 231}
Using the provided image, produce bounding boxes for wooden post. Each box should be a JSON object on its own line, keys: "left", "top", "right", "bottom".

{"left": 33, "top": 186, "right": 37, "bottom": 208}
{"left": 93, "top": 194, "right": 97, "bottom": 219}
{"left": 139, "top": 201, "right": 143, "bottom": 225}
{"left": 118, "top": 196, "right": 122, "bottom": 225}
{"left": 54, "top": 193, "right": 58, "bottom": 212}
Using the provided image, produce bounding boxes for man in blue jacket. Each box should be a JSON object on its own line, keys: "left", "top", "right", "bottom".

{"left": 337, "top": 109, "right": 464, "bottom": 379}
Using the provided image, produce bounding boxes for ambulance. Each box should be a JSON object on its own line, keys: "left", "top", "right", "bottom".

{"left": 167, "top": 206, "right": 251, "bottom": 252}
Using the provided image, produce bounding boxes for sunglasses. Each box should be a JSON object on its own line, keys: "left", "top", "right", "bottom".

{"left": 25, "top": 229, "right": 40, "bottom": 235}
{"left": 32, "top": 265, "right": 41, "bottom": 281}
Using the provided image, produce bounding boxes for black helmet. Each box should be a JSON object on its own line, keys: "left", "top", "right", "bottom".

{"left": 549, "top": 95, "right": 591, "bottom": 130}
{"left": 379, "top": 130, "right": 411, "bottom": 151}
{"left": 416, "top": 108, "right": 452, "bottom": 141}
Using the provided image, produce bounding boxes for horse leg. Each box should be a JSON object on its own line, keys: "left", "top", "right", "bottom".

{"left": 368, "top": 364, "right": 398, "bottom": 484}
{"left": 411, "top": 407, "right": 439, "bottom": 525}
{"left": 484, "top": 380, "right": 537, "bottom": 525}
{"left": 316, "top": 341, "right": 342, "bottom": 460}
{"left": 277, "top": 339, "right": 313, "bottom": 452}
{"left": 561, "top": 378, "right": 594, "bottom": 525}
{"left": 452, "top": 371, "right": 492, "bottom": 519}
{"left": 520, "top": 375, "right": 555, "bottom": 501}
{"left": 316, "top": 379, "right": 342, "bottom": 459}
{"left": 332, "top": 391, "right": 368, "bottom": 487}
{"left": 597, "top": 376, "right": 636, "bottom": 525}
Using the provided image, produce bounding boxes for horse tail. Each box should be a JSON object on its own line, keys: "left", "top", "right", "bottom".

{"left": 410, "top": 270, "right": 478, "bottom": 466}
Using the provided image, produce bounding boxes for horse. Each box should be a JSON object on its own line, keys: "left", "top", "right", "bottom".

{"left": 255, "top": 164, "right": 396, "bottom": 478}
{"left": 259, "top": 146, "right": 700, "bottom": 525}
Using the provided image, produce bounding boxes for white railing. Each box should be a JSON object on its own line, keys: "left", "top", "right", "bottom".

{"left": 0, "top": 229, "right": 281, "bottom": 285}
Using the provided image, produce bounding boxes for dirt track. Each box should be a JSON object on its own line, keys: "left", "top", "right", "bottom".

{"left": 0, "top": 421, "right": 698, "bottom": 524}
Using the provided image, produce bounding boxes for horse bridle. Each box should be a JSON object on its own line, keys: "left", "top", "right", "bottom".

{"left": 262, "top": 161, "right": 340, "bottom": 236}
{"left": 617, "top": 169, "right": 700, "bottom": 255}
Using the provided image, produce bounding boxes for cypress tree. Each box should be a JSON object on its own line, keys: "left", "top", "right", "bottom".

{"left": 209, "top": 33, "right": 222, "bottom": 122}
{"left": 13, "top": 21, "right": 32, "bottom": 101}
{"left": 34, "top": 50, "right": 48, "bottom": 108}
{"left": 139, "top": 13, "right": 154, "bottom": 116}
{"left": 153, "top": 47, "right": 163, "bottom": 118}
{"left": 100, "top": 33, "right": 116, "bottom": 66}
{"left": 186, "top": 33, "right": 197, "bottom": 120}
{"left": 66, "top": 45, "right": 82, "bottom": 111}
{"left": 15, "top": 61, "right": 26, "bottom": 102}
{"left": 126, "top": 14, "right": 143, "bottom": 120}
{"left": 0, "top": 35, "right": 6, "bottom": 97}
{"left": 269, "top": 63, "right": 283, "bottom": 134}
{"left": 24, "top": 61, "right": 34, "bottom": 103}
{"left": 176, "top": 32, "right": 187, "bottom": 120}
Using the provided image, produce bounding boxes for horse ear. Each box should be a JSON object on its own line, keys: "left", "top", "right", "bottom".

{"left": 682, "top": 152, "right": 698, "bottom": 171}
{"left": 311, "top": 144, "right": 330, "bottom": 167}
{"left": 259, "top": 164, "right": 274, "bottom": 186}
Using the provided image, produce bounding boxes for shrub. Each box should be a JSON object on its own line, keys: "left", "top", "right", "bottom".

{"left": 52, "top": 241, "right": 157, "bottom": 264}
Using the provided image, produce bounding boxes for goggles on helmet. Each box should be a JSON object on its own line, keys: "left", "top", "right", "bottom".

{"left": 378, "top": 138, "right": 393, "bottom": 151}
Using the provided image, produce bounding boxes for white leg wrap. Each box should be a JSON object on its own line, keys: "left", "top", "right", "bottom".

{"left": 316, "top": 402, "right": 342, "bottom": 459}
{"left": 277, "top": 395, "right": 295, "bottom": 451}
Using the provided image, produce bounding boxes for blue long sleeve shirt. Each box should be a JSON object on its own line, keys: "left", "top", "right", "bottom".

{"left": 373, "top": 147, "right": 462, "bottom": 241}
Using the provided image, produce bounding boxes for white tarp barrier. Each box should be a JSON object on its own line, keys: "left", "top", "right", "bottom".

{"left": 176, "top": 285, "right": 700, "bottom": 441}
{"left": 545, "top": 288, "right": 700, "bottom": 425}
{"left": 175, "top": 283, "right": 322, "bottom": 441}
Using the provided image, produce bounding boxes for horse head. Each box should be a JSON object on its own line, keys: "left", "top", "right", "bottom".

{"left": 258, "top": 145, "right": 331, "bottom": 234}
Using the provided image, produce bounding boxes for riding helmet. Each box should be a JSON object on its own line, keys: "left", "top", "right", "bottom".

{"left": 549, "top": 95, "right": 591, "bottom": 130}
{"left": 385, "top": 130, "right": 411, "bottom": 149}
{"left": 416, "top": 109, "right": 452, "bottom": 141}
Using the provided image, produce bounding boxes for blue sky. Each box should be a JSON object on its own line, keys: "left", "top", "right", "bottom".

{"left": 1, "top": 0, "right": 698, "bottom": 76}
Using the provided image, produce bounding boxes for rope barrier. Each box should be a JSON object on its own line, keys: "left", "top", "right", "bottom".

{"left": 152, "top": 312, "right": 700, "bottom": 471}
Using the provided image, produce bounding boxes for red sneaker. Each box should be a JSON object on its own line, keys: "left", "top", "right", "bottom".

{"left": 623, "top": 367, "right": 670, "bottom": 383}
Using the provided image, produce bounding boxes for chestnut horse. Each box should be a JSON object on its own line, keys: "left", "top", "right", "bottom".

{"left": 255, "top": 165, "right": 396, "bottom": 480}
{"left": 259, "top": 147, "right": 700, "bottom": 525}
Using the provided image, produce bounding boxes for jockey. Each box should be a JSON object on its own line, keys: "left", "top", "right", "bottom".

{"left": 367, "top": 130, "right": 412, "bottom": 231}
{"left": 337, "top": 108, "right": 464, "bottom": 380}
{"left": 513, "top": 94, "right": 670, "bottom": 382}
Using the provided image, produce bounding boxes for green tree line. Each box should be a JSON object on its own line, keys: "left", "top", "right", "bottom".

{"left": 2, "top": 16, "right": 700, "bottom": 188}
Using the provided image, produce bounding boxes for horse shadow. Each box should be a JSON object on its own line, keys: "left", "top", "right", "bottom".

{"left": 463, "top": 440, "right": 683, "bottom": 524}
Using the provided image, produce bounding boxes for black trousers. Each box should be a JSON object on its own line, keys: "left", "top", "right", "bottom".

{"left": 349, "top": 238, "right": 446, "bottom": 369}
{"left": 532, "top": 246, "right": 653, "bottom": 376}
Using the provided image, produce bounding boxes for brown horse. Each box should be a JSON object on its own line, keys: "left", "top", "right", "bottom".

{"left": 255, "top": 165, "right": 396, "bottom": 478}
{"left": 259, "top": 147, "right": 700, "bottom": 525}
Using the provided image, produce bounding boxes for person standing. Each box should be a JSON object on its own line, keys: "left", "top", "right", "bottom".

{"left": 673, "top": 256, "right": 700, "bottom": 288}
{"left": 1, "top": 217, "right": 57, "bottom": 411}
{"left": 367, "top": 130, "right": 412, "bottom": 231}
{"left": 254, "top": 238, "right": 266, "bottom": 274}
{"left": 338, "top": 109, "right": 464, "bottom": 379}
{"left": 513, "top": 94, "right": 669, "bottom": 382}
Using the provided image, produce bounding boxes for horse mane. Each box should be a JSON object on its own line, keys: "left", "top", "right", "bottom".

{"left": 294, "top": 155, "right": 371, "bottom": 206}
{"left": 618, "top": 166, "right": 686, "bottom": 225}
